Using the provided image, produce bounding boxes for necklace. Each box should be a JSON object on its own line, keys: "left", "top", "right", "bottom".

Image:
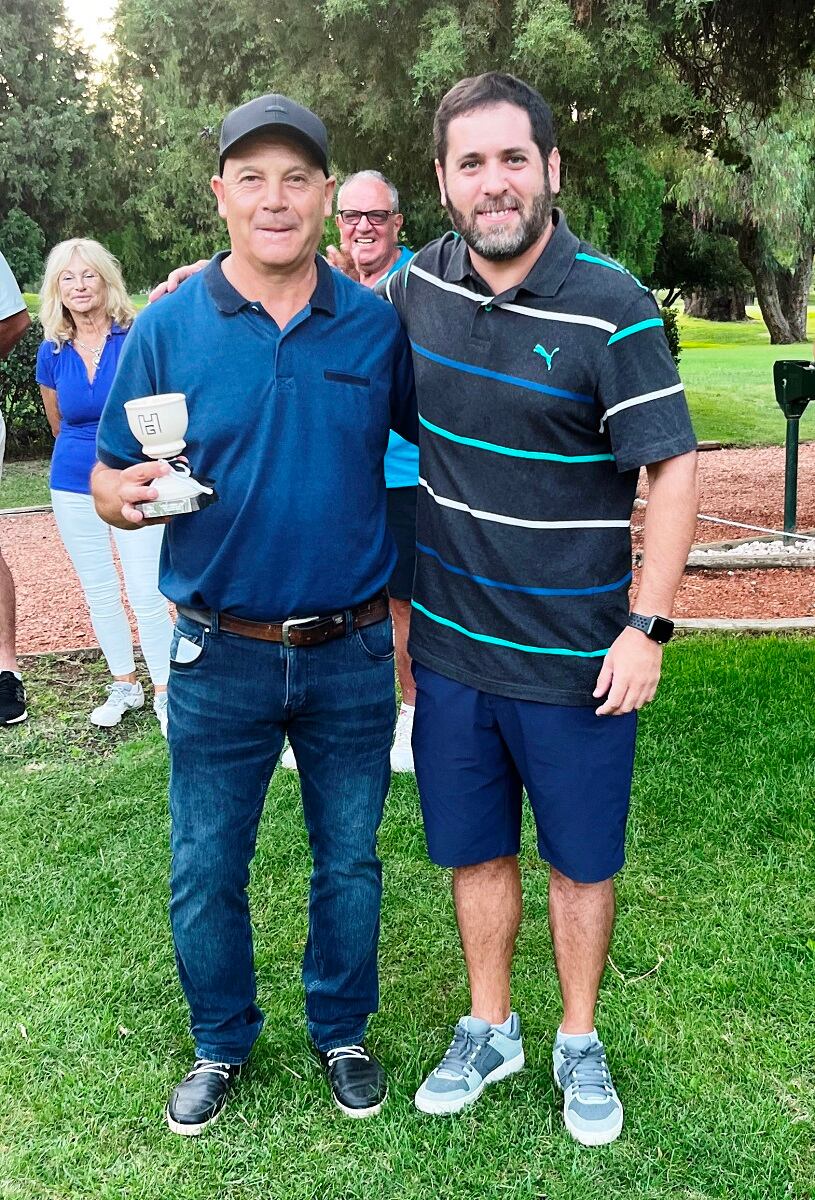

{"left": 73, "top": 328, "right": 110, "bottom": 367}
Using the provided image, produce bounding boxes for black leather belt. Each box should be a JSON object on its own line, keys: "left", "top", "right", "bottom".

{"left": 177, "top": 592, "right": 389, "bottom": 648}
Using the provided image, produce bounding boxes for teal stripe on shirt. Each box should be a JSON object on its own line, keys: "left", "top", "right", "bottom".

{"left": 412, "top": 600, "right": 610, "bottom": 657}
{"left": 575, "top": 251, "right": 647, "bottom": 290}
{"left": 607, "top": 318, "right": 664, "bottom": 345}
{"left": 418, "top": 414, "right": 615, "bottom": 463}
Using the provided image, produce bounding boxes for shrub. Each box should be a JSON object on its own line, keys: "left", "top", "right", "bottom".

{"left": 660, "top": 304, "right": 681, "bottom": 367}
{"left": 0, "top": 325, "right": 52, "bottom": 458}
{"left": 0, "top": 209, "right": 45, "bottom": 291}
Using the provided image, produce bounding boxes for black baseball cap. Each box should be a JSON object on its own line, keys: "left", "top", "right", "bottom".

{"left": 219, "top": 93, "right": 329, "bottom": 176}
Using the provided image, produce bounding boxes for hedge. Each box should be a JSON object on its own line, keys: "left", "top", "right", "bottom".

{"left": 0, "top": 326, "right": 52, "bottom": 458}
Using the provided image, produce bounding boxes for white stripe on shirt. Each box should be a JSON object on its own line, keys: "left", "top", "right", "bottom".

{"left": 419, "top": 477, "right": 630, "bottom": 530}
{"left": 600, "top": 382, "right": 685, "bottom": 430}
{"left": 407, "top": 265, "right": 617, "bottom": 333}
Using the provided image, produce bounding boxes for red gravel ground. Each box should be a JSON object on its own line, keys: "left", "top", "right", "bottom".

{"left": 633, "top": 443, "right": 815, "bottom": 620}
{"left": 3, "top": 443, "right": 814, "bottom": 654}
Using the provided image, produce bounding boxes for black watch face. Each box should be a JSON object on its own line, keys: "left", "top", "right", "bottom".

{"left": 649, "top": 616, "right": 674, "bottom": 643}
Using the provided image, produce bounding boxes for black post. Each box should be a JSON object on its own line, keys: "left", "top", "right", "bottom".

{"left": 784, "top": 416, "right": 800, "bottom": 533}
{"left": 773, "top": 361, "right": 813, "bottom": 534}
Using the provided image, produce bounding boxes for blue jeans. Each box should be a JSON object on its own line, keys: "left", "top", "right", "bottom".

{"left": 167, "top": 610, "right": 396, "bottom": 1062}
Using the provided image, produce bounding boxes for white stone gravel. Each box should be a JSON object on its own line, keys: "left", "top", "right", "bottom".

{"left": 692, "top": 538, "right": 815, "bottom": 558}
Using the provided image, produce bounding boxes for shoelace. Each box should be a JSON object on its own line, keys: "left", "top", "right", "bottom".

{"left": 326, "top": 1045, "right": 370, "bottom": 1065}
{"left": 560, "top": 1042, "right": 613, "bottom": 1102}
{"left": 435, "top": 1024, "right": 490, "bottom": 1080}
{"left": 102, "top": 682, "right": 139, "bottom": 706}
{"left": 188, "top": 1060, "right": 232, "bottom": 1081}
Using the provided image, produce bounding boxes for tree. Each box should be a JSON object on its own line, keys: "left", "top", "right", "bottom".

{"left": 649, "top": 209, "right": 752, "bottom": 316}
{"left": 0, "top": 208, "right": 45, "bottom": 290}
{"left": 0, "top": 0, "right": 95, "bottom": 245}
{"left": 674, "top": 92, "right": 815, "bottom": 342}
{"left": 108, "top": 0, "right": 686, "bottom": 277}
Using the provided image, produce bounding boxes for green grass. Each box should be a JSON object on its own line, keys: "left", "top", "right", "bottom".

{"left": 679, "top": 306, "right": 815, "bottom": 446}
{"left": 24, "top": 294, "right": 147, "bottom": 316}
{"left": 1, "top": 638, "right": 813, "bottom": 1199}
{"left": 0, "top": 458, "right": 50, "bottom": 508}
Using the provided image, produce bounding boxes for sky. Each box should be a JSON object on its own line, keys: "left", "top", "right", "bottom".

{"left": 64, "top": 0, "right": 115, "bottom": 60}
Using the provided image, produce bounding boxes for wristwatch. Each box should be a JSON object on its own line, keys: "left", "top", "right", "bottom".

{"left": 628, "top": 612, "right": 675, "bottom": 643}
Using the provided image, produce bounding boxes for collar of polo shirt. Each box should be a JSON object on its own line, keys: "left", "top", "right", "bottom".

{"left": 203, "top": 251, "right": 337, "bottom": 317}
{"left": 445, "top": 208, "right": 578, "bottom": 302}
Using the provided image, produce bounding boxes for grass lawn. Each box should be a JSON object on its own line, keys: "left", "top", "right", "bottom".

{"left": 23, "top": 294, "right": 148, "bottom": 316}
{"left": 678, "top": 306, "right": 815, "bottom": 447}
{"left": 1, "top": 637, "right": 813, "bottom": 1199}
{"left": 0, "top": 459, "right": 51, "bottom": 508}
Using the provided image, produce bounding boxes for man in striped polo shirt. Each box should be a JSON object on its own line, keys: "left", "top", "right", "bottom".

{"left": 382, "top": 73, "right": 698, "bottom": 1144}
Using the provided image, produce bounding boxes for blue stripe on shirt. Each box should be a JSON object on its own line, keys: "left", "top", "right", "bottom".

{"left": 411, "top": 342, "right": 594, "bottom": 404}
{"left": 417, "top": 543, "right": 631, "bottom": 596}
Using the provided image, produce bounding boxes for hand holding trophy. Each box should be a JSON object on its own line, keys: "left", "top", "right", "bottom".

{"left": 124, "top": 393, "right": 217, "bottom": 518}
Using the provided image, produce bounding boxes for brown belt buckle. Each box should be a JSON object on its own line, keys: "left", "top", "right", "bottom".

{"left": 281, "top": 614, "right": 323, "bottom": 647}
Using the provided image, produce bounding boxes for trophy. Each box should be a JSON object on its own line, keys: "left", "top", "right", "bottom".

{"left": 124, "top": 393, "right": 217, "bottom": 518}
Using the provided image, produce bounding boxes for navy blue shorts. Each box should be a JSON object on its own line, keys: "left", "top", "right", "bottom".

{"left": 412, "top": 664, "right": 637, "bottom": 884}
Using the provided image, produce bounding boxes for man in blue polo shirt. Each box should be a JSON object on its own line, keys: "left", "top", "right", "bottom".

{"left": 92, "top": 95, "right": 416, "bottom": 1133}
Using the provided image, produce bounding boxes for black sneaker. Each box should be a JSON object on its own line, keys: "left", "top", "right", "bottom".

{"left": 166, "top": 1059, "right": 242, "bottom": 1136}
{"left": 0, "top": 672, "right": 27, "bottom": 726}
{"left": 318, "top": 1043, "right": 388, "bottom": 1118}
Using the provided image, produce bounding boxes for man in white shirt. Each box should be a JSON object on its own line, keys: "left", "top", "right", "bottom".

{"left": 0, "top": 251, "right": 32, "bottom": 725}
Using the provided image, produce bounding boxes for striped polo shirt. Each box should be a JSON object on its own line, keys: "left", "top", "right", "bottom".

{"left": 381, "top": 210, "right": 697, "bottom": 706}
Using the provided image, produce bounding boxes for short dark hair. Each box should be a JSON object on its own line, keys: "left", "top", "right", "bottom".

{"left": 433, "top": 73, "right": 557, "bottom": 169}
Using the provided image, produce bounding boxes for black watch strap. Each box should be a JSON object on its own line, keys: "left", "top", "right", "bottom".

{"left": 628, "top": 612, "right": 675, "bottom": 643}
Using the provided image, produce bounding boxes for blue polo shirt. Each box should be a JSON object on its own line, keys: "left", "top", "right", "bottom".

{"left": 96, "top": 253, "right": 417, "bottom": 619}
{"left": 383, "top": 245, "right": 419, "bottom": 489}
{"left": 36, "top": 324, "right": 129, "bottom": 495}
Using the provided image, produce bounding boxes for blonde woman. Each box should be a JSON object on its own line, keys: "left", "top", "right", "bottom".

{"left": 36, "top": 239, "right": 172, "bottom": 734}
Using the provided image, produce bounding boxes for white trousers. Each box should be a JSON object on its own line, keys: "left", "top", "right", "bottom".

{"left": 51, "top": 489, "right": 173, "bottom": 685}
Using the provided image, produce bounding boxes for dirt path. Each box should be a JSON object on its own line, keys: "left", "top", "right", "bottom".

{"left": 633, "top": 444, "right": 815, "bottom": 620}
{"left": 3, "top": 444, "right": 814, "bottom": 654}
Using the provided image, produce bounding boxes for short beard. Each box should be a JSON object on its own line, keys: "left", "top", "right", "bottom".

{"left": 445, "top": 185, "right": 553, "bottom": 262}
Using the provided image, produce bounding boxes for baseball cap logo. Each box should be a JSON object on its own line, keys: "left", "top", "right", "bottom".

{"left": 265, "top": 104, "right": 288, "bottom": 113}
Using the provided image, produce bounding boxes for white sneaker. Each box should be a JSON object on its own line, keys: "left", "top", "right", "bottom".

{"left": 390, "top": 703, "right": 415, "bottom": 773}
{"left": 153, "top": 691, "right": 168, "bottom": 738}
{"left": 280, "top": 741, "right": 298, "bottom": 770}
{"left": 90, "top": 681, "right": 144, "bottom": 728}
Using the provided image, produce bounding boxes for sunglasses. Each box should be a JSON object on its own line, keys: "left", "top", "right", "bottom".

{"left": 337, "top": 209, "right": 395, "bottom": 226}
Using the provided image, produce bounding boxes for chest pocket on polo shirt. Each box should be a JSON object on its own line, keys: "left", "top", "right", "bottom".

{"left": 322, "top": 370, "right": 378, "bottom": 450}
{"left": 324, "top": 370, "right": 370, "bottom": 388}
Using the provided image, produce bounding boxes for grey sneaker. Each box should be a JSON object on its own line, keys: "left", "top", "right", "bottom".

{"left": 553, "top": 1033, "right": 623, "bottom": 1146}
{"left": 414, "top": 1014, "right": 524, "bottom": 1114}
{"left": 90, "top": 681, "right": 144, "bottom": 728}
